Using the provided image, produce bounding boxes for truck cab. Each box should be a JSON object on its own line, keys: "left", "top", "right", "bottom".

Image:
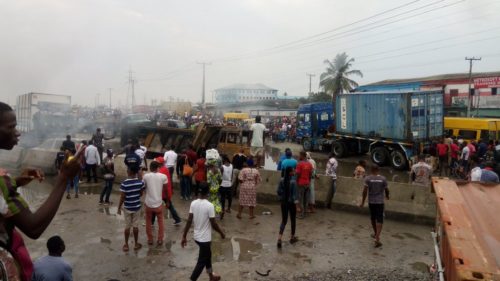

{"left": 295, "top": 102, "right": 334, "bottom": 151}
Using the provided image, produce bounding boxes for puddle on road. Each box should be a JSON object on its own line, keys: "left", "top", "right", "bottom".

{"left": 391, "top": 233, "right": 405, "bottom": 240}
{"left": 265, "top": 146, "right": 411, "bottom": 183}
{"left": 403, "top": 233, "right": 423, "bottom": 240}
{"left": 410, "top": 261, "right": 429, "bottom": 273}
{"left": 231, "top": 237, "right": 262, "bottom": 262}
{"left": 292, "top": 252, "right": 312, "bottom": 264}
{"left": 98, "top": 206, "right": 118, "bottom": 216}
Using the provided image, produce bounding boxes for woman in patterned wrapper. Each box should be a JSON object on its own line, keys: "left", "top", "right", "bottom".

{"left": 237, "top": 158, "right": 261, "bottom": 219}
{"left": 206, "top": 164, "right": 222, "bottom": 215}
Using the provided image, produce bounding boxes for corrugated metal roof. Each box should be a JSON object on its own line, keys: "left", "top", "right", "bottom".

{"left": 214, "top": 83, "right": 277, "bottom": 91}
{"left": 432, "top": 178, "right": 500, "bottom": 280}
{"left": 366, "top": 71, "right": 500, "bottom": 86}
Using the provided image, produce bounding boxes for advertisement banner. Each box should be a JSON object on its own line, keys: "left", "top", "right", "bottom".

{"left": 473, "top": 77, "right": 500, "bottom": 89}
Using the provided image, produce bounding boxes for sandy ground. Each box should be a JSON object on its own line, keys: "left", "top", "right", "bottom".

{"left": 20, "top": 180, "right": 434, "bottom": 281}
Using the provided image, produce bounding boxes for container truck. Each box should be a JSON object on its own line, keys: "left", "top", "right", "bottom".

{"left": 16, "top": 92, "right": 72, "bottom": 132}
{"left": 295, "top": 102, "right": 334, "bottom": 151}
{"left": 296, "top": 91, "right": 444, "bottom": 170}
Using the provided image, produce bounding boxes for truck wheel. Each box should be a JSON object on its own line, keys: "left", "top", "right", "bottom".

{"left": 302, "top": 138, "right": 312, "bottom": 151}
{"left": 332, "top": 142, "right": 346, "bottom": 158}
{"left": 390, "top": 150, "right": 408, "bottom": 170}
{"left": 371, "top": 147, "right": 388, "bottom": 166}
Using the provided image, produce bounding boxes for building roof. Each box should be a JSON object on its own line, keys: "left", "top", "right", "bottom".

{"left": 214, "top": 83, "right": 277, "bottom": 91}
{"left": 366, "top": 71, "right": 500, "bottom": 86}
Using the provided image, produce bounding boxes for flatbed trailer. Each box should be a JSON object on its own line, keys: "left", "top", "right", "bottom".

{"left": 431, "top": 178, "right": 500, "bottom": 281}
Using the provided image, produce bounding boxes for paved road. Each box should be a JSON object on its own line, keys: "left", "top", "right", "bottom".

{"left": 21, "top": 180, "right": 433, "bottom": 281}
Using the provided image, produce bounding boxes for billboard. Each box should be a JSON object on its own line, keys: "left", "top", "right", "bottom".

{"left": 473, "top": 77, "right": 500, "bottom": 89}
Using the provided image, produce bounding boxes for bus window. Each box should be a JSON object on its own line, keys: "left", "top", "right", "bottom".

{"left": 219, "top": 132, "right": 227, "bottom": 143}
{"left": 298, "top": 114, "right": 305, "bottom": 122}
{"left": 458, "top": 130, "right": 477, "bottom": 140}
{"left": 227, "top": 133, "right": 239, "bottom": 144}
{"left": 320, "top": 112, "right": 329, "bottom": 121}
{"left": 444, "top": 129, "right": 453, "bottom": 137}
{"left": 480, "top": 130, "right": 489, "bottom": 141}
{"left": 304, "top": 113, "right": 310, "bottom": 122}
{"left": 489, "top": 131, "right": 497, "bottom": 140}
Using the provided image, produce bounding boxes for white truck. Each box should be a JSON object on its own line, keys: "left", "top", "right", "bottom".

{"left": 15, "top": 92, "right": 72, "bottom": 132}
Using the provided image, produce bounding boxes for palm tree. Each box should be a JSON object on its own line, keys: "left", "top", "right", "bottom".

{"left": 319, "top": 53, "right": 363, "bottom": 105}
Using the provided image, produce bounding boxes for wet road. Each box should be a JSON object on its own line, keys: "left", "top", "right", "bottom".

{"left": 266, "top": 142, "right": 412, "bottom": 183}
{"left": 20, "top": 179, "right": 432, "bottom": 281}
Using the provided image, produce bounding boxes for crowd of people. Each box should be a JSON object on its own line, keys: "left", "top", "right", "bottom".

{"left": 1, "top": 99, "right": 500, "bottom": 281}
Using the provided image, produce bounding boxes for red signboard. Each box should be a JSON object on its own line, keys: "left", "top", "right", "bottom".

{"left": 473, "top": 76, "right": 500, "bottom": 89}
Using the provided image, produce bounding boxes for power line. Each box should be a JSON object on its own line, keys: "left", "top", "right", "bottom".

{"left": 212, "top": 0, "right": 427, "bottom": 62}
{"left": 213, "top": 0, "right": 462, "bottom": 63}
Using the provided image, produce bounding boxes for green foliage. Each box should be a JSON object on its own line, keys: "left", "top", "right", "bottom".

{"left": 319, "top": 53, "right": 363, "bottom": 101}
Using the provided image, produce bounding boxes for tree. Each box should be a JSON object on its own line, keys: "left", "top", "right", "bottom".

{"left": 319, "top": 53, "right": 363, "bottom": 105}
{"left": 308, "top": 91, "right": 332, "bottom": 103}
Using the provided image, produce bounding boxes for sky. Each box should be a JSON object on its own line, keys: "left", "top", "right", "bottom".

{"left": 1, "top": 0, "right": 500, "bottom": 107}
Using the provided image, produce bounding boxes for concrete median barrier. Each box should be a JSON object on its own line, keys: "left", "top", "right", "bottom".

{"left": 114, "top": 158, "right": 435, "bottom": 223}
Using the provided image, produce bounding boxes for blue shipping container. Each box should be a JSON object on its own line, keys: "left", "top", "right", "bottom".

{"left": 335, "top": 91, "right": 443, "bottom": 142}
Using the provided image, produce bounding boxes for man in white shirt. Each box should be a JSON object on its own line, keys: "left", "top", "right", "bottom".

{"left": 411, "top": 154, "right": 432, "bottom": 186}
{"left": 143, "top": 161, "right": 168, "bottom": 246}
{"left": 164, "top": 145, "right": 178, "bottom": 178}
{"left": 182, "top": 183, "right": 225, "bottom": 281}
{"left": 135, "top": 141, "right": 148, "bottom": 169}
{"left": 250, "top": 115, "right": 266, "bottom": 167}
{"left": 325, "top": 152, "right": 338, "bottom": 209}
{"left": 461, "top": 141, "right": 471, "bottom": 172}
{"left": 85, "top": 140, "right": 101, "bottom": 183}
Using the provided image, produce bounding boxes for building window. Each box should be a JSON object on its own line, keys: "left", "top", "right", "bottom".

{"left": 493, "top": 88, "right": 497, "bottom": 95}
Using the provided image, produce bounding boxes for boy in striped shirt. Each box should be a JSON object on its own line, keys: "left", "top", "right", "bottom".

{"left": 117, "top": 167, "right": 144, "bottom": 252}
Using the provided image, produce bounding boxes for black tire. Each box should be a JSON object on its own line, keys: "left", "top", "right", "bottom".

{"left": 332, "top": 141, "right": 346, "bottom": 158}
{"left": 371, "top": 147, "right": 389, "bottom": 166}
{"left": 390, "top": 150, "right": 408, "bottom": 170}
{"left": 302, "top": 138, "right": 312, "bottom": 151}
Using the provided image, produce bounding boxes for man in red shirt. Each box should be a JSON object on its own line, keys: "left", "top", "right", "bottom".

{"left": 436, "top": 138, "right": 449, "bottom": 176}
{"left": 295, "top": 151, "right": 313, "bottom": 219}
{"left": 153, "top": 157, "right": 182, "bottom": 225}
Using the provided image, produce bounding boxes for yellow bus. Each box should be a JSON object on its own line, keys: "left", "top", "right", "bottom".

{"left": 444, "top": 117, "right": 500, "bottom": 142}
{"left": 223, "top": 112, "right": 249, "bottom": 121}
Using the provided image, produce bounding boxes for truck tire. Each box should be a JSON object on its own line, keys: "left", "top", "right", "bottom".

{"left": 390, "top": 150, "right": 408, "bottom": 170}
{"left": 371, "top": 147, "right": 389, "bottom": 166}
{"left": 332, "top": 141, "right": 346, "bottom": 158}
{"left": 302, "top": 138, "right": 312, "bottom": 151}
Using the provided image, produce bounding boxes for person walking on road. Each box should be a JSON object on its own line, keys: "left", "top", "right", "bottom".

{"left": 325, "top": 152, "right": 338, "bottom": 209}
{"left": 219, "top": 157, "right": 233, "bottom": 220}
{"left": 306, "top": 152, "right": 318, "bottom": 213}
{"left": 163, "top": 145, "right": 178, "bottom": 179}
{"left": 231, "top": 149, "right": 247, "bottom": 198}
{"left": 84, "top": 140, "right": 100, "bottom": 183}
{"left": 193, "top": 150, "right": 207, "bottom": 198}
{"left": 143, "top": 161, "right": 168, "bottom": 246}
{"left": 99, "top": 149, "right": 115, "bottom": 205}
{"left": 182, "top": 183, "right": 225, "bottom": 281}
{"left": 237, "top": 159, "right": 261, "bottom": 219}
{"left": 295, "top": 151, "right": 313, "bottom": 219}
{"left": 206, "top": 164, "right": 222, "bottom": 215}
{"left": 62, "top": 135, "right": 76, "bottom": 154}
{"left": 91, "top": 128, "right": 110, "bottom": 164}
{"left": 279, "top": 149, "right": 297, "bottom": 178}
{"left": 436, "top": 138, "right": 449, "bottom": 177}
{"left": 359, "top": 165, "right": 390, "bottom": 248}
{"left": 155, "top": 157, "right": 182, "bottom": 226}
{"left": 276, "top": 167, "right": 300, "bottom": 248}
{"left": 117, "top": 167, "right": 144, "bottom": 252}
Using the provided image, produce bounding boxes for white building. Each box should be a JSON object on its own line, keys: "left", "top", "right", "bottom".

{"left": 214, "top": 83, "right": 278, "bottom": 104}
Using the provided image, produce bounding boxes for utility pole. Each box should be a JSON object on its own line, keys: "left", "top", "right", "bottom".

{"left": 108, "top": 88, "right": 113, "bottom": 108}
{"left": 465, "top": 57, "right": 481, "bottom": 117}
{"left": 307, "top": 73, "right": 315, "bottom": 94}
{"left": 127, "top": 68, "right": 136, "bottom": 110}
{"left": 197, "top": 62, "right": 211, "bottom": 111}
